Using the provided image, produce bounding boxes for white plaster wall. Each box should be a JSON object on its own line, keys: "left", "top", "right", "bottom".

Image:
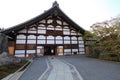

{"left": 63, "top": 31, "right": 70, "bottom": 35}
{"left": 72, "top": 49, "right": 78, "bottom": 52}
{"left": 39, "top": 20, "right": 45, "bottom": 23}
{"left": 57, "top": 20, "right": 62, "bottom": 25}
{"left": 79, "top": 45, "right": 84, "bottom": 47}
{"left": 71, "top": 32, "right": 77, "bottom": 35}
{"left": 38, "top": 24, "right": 45, "bottom": 27}
{"left": 56, "top": 40, "right": 63, "bottom": 44}
{"left": 63, "top": 22, "right": 68, "bottom": 25}
{"left": 79, "top": 48, "right": 85, "bottom": 51}
{"left": 56, "top": 36, "right": 62, "bottom": 39}
{"left": 47, "top": 19, "right": 53, "bottom": 23}
{"left": 64, "top": 40, "right": 70, "bottom": 44}
{"left": 71, "top": 37, "right": 77, "bottom": 40}
{"left": 47, "top": 36, "right": 54, "bottom": 39}
{"left": 38, "top": 35, "right": 45, "bottom": 39}
{"left": 27, "top": 40, "right": 36, "bottom": 44}
{"left": 79, "top": 52, "right": 85, "bottom": 54}
{"left": 37, "top": 46, "right": 43, "bottom": 48}
{"left": 78, "top": 37, "right": 83, "bottom": 40}
{"left": 57, "top": 46, "right": 63, "bottom": 48}
{"left": 26, "top": 50, "right": 35, "bottom": 53}
{"left": 17, "top": 35, "right": 26, "bottom": 39}
{"left": 64, "top": 36, "right": 70, "bottom": 40}
{"left": 15, "top": 50, "right": 25, "bottom": 57}
{"left": 28, "top": 31, "right": 36, "bottom": 33}
{"left": 71, "top": 40, "right": 77, "bottom": 44}
{"left": 37, "top": 40, "right": 45, "bottom": 44}
{"left": 38, "top": 30, "right": 46, "bottom": 34}
{"left": 38, "top": 27, "right": 46, "bottom": 29}
{"left": 55, "top": 26, "right": 62, "bottom": 30}
{"left": 47, "top": 25, "right": 54, "bottom": 30}
{"left": 15, "top": 50, "right": 25, "bottom": 53}
{"left": 64, "top": 49, "right": 71, "bottom": 52}
{"left": 28, "top": 35, "right": 36, "bottom": 39}
{"left": 16, "top": 40, "right": 26, "bottom": 44}
{"left": 79, "top": 41, "right": 84, "bottom": 44}
{"left": 47, "top": 40, "right": 54, "bottom": 44}
{"left": 15, "top": 54, "right": 25, "bottom": 57}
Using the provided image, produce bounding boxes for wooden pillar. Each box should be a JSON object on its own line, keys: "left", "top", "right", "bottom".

{"left": 14, "top": 34, "right": 17, "bottom": 56}
{"left": 35, "top": 24, "right": 38, "bottom": 57}
{"left": 77, "top": 36, "right": 79, "bottom": 54}
{"left": 25, "top": 27, "right": 28, "bottom": 57}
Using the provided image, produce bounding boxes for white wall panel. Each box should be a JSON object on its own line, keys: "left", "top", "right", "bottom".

{"left": 15, "top": 50, "right": 25, "bottom": 54}
{"left": 15, "top": 55, "right": 25, "bottom": 57}
{"left": 79, "top": 48, "right": 85, "bottom": 51}
{"left": 27, "top": 40, "right": 36, "bottom": 44}
{"left": 28, "top": 35, "right": 36, "bottom": 39}
{"left": 29, "top": 27, "right": 36, "bottom": 30}
{"left": 64, "top": 36, "right": 70, "bottom": 40}
{"left": 56, "top": 40, "right": 63, "bottom": 44}
{"left": 37, "top": 40, "right": 45, "bottom": 44}
{"left": 79, "top": 45, "right": 84, "bottom": 47}
{"left": 71, "top": 37, "right": 77, "bottom": 40}
{"left": 16, "top": 40, "right": 26, "bottom": 44}
{"left": 37, "top": 46, "right": 43, "bottom": 48}
{"left": 63, "top": 22, "right": 68, "bottom": 25}
{"left": 64, "top": 40, "right": 70, "bottom": 44}
{"left": 47, "top": 19, "right": 53, "bottom": 23}
{"left": 57, "top": 20, "right": 62, "bottom": 25}
{"left": 56, "top": 36, "right": 62, "bottom": 40}
{"left": 47, "top": 36, "right": 54, "bottom": 39}
{"left": 26, "top": 50, "right": 35, "bottom": 53}
{"left": 64, "top": 49, "right": 71, "bottom": 55}
{"left": 38, "top": 30, "right": 46, "bottom": 34}
{"left": 28, "top": 31, "right": 36, "bottom": 33}
{"left": 63, "top": 31, "right": 70, "bottom": 35}
{"left": 71, "top": 40, "right": 77, "bottom": 44}
{"left": 79, "top": 41, "right": 84, "bottom": 44}
{"left": 38, "top": 35, "right": 45, "bottom": 39}
{"left": 71, "top": 33, "right": 77, "bottom": 35}
{"left": 38, "top": 24, "right": 45, "bottom": 27}
{"left": 17, "top": 35, "right": 26, "bottom": 39}
{"left": 57, "top": 46, "right": 63, "bottom": 48}
{"left": 38, "top": 27, "right": 46, "bottom": 29}
{"left": 79, "top": 52, "right": 85, "bottom": 54}
{"left": 55, "top": 26, "right": 62, "bottom": 30}
{"left": 47, "top": 25, "right": 54, "bottom": 30}
{"left": 72, "top": 49, "right": 78, "bottom": 52}
{"left": 78, "top": 37, "right": 83, "bottom": 40}
{"left": 39, "top": 20, "right": 45, "bottom": 23}
{"left": 64, "top": 49, "right": 71, "bottom": 52}
{"left": 47, "top": 40, "right": 54, "bottom": 44}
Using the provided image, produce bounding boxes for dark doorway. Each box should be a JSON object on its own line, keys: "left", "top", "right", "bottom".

{"left": 44, "top": 46, "right": 56, "bottom": 55}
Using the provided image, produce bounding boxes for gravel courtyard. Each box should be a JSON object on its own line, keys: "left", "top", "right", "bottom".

{"left": 58, "top": 55, "right": 120, "bottom": 80}
{"left": 18, "top": 55, "right": 120, "bottom": 80}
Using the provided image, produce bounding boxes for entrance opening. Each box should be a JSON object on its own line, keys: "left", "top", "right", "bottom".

{"left": 44, "top": 46, "right": 56, "bottom": 55}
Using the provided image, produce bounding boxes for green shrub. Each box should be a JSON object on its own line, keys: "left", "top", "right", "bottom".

{"left": 0, "top": 60, "right": 28, "bottom": 79}
{"left": 99, "top": 53, "right": 119, "bottom": 61}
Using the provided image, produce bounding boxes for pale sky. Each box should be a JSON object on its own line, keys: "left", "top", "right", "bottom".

{"left": 0, "top": 0, "right": 120, "bottom": 30}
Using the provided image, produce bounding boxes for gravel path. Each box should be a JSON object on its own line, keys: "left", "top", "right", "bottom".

{"left": 57, "top": 55, "right": 120, "bottom": 80}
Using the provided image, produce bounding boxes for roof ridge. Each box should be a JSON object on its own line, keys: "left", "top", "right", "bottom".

{"left": 52, "top": 1, "right": 59, "bottom": 8}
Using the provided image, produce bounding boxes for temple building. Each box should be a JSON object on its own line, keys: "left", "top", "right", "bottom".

{"left": 2, "top": 1, "right": 85, "bottom": 57}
